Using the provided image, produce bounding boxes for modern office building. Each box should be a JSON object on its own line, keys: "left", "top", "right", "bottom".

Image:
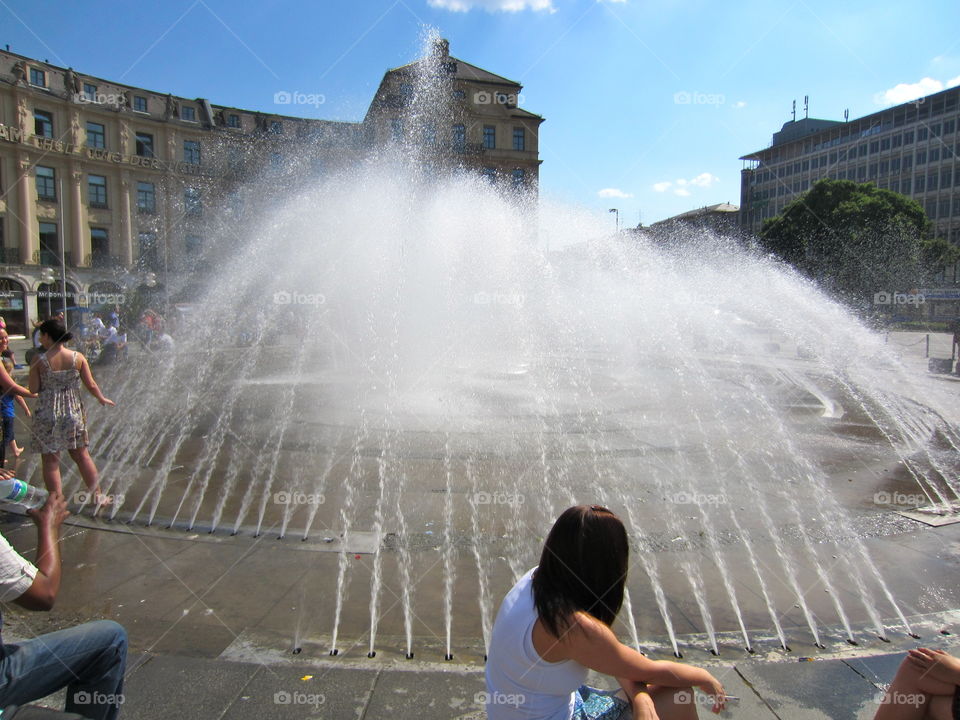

{"left": 739, "top": 88, "right": 960, "bottom": 247}
{"left": 0, "top": 40, "right": 542, "bottom": 334}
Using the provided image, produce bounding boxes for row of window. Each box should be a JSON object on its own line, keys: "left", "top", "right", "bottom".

{"left": 754, "top": 166, "right": 960, "bottom": 197}
{"left": 34, "top": 167, "right": 202, "bottom": 215}
{"left": 481, "top": 167, "right": 527, "bottom": 188}
{"left": 390, "top": 120, "right": 527, "bottom": 151}
{"left": 32, "top": 221, "right": 203, "bottom": 265}
{"left": 33, "top": 110, "right": 203, "bottom": 163}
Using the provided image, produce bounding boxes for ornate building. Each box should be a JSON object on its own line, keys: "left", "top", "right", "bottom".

{"left": 0, "top": 40, "right": 542, "bottom": 334}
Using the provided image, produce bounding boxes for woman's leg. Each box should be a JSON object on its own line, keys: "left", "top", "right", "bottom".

{"left": 67, "top": 447, "right": 104, "bottom": 498}
{"left": 617, "top": 679, "right": 699, "bottom": 720}
{"left": 41, "top": 452, "right": 62, "bottom": 495}
{"left": 873, "top": 654, "right": 955, "bottom": 720}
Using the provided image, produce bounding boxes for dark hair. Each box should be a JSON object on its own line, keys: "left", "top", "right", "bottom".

{"left": 532, "top": 505, "right": 629, "bottom": 637}
{"left": 38, "top": 318, "right": 73, "bottom": 344}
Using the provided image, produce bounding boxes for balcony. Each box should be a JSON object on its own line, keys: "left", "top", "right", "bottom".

{"left": 33, "top": 250, "right": 72, "bottom": 266}
{"left": 0, "top": 248, "right": 21, "bottom": 265}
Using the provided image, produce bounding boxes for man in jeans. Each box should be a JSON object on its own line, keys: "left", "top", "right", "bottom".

{"left": 0, "top": 489, "right": 127, "bottom": 719}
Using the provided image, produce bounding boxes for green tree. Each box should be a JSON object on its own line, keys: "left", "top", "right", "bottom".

{"left": 759, "top": 179, "right": 955, "bottom": 305}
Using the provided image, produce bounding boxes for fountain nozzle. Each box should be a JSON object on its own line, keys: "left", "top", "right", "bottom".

{"left": 329, "top": 649, "right": 338, "bottom": 656}
{"left": 444, "top": 653, "right": 453, "bottom": 661}
{"left": 405, "top": 652, "right": 414, "bottom": 659}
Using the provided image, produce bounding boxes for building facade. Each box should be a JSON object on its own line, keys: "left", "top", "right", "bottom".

{"left": 0, "top": 40, "right": 542, "bottom": 334}
{"left": 739, "top": 88, "right": 960, "bottom": 247}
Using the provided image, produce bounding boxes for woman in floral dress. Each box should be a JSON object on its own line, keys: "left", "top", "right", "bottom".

{"left": 29, "top": 318, "right": 115, "bottom": 505}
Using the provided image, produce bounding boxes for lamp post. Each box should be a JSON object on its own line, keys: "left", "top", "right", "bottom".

{"left": 609, "top": 208, "right": 619, "bottom": 232}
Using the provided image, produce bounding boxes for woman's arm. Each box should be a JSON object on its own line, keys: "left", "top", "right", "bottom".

{"left": 15, "top": 395, "right": 31, "bottom": 416}
{"left": 0, "top": 362, "right": 35, "bottom": 399}
{"left": 76, "top": 354, "right": 114, "bottom": 406}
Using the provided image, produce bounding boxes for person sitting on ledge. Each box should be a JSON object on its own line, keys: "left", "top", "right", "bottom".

{"left": 485, "top": 504, "right": 727, "bottom": 720}
{"left": 0, "top": 477, "right": 127, "bottom": 719}
{"left": 873, "top": 647, "right": 960, "bottom": 720}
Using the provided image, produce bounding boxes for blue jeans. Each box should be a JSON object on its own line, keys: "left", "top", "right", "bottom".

{"left": 0, "top": 620, "right": 127, "bottom": 720}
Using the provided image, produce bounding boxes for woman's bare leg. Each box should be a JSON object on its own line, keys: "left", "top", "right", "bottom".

{"left": 66, "top": 447, "right": 109, "bottom": 504}
{"left": 40, "top": 452, "right": 62, "bottom": 495}
{"left": 873, "top": 654, "right": 955, "bottom": 720}
{"left": 617, "top": 679, "right": 699, "bottom": 720}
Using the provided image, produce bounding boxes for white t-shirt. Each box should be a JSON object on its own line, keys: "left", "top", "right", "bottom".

{"left": 0, "top": 532, "right": 37, "bottom": 604}
{"left": 485, "top": 567, "right": 588, "bottom": 720}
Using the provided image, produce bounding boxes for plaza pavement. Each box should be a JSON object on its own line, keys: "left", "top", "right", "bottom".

{"left": 1, "top": 331, "right": 959, "bottom": 719}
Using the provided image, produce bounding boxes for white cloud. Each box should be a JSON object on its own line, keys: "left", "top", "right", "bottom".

{"left": 733, "top": 100, "right": 747, "bottom": 109}
{"left": 652, "top": 172, "right": 718, "bottom": 196}
{"left": 874, "top": 76, "right": 951, "bottom": 105}
{"left": 427, "top": 0, "right": 555, "bottom": 11}
{"left": 598, "top": 188, "right": 633, "bottom": 199}
{"left": 950, "top": 75, "right": 960, "bottom": 88}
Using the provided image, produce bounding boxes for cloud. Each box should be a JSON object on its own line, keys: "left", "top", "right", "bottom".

{"left": 598, "top": 188, "right": 633, "bottom": 199}
{"left": 874, "top": 75, "right": 960, "bottom": 105}
{"left": 733, "top": 100, "right": 747, "bottom": 109}
{"left": 652, "top": 172, "right": 718, "bottom": 196}
{"left": 427, "top": 0, "right": 555, "bottom": 11}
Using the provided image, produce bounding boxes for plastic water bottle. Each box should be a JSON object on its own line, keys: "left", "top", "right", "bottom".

{"left": 0, "top": 479, "right": 48, "bottom": 510}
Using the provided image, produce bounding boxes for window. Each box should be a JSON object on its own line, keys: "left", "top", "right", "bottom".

{"left": 939, "top": 198, "right": 950, "bottom": 218}
{"left": 90, "top": 228, "right": 110, "bottom": 267}
{"left": 869, "top": 163, "right": 877, "bottom": 179}
{"left": 270, "top": 153, "right": 282, "bottom": 171}
{"left": 925, "top": 198, "right": 936, "bottom": 218}
{"left": 869, "top": 141, "right": 879, "bottom": 154}
{"left": 34, "top": 110, "right": 53, "bottom": 138}
{"left": 880, "top": 137, "right": 891, "bottom": 151}
{"left": 133, "top": 96, "right": 148, "bottom": 113}
{"left": 944, "top": 119, "right": 956, "bottom": 135}
{"left": 942, "top": 169, "right": 952, "bottom": 189}
{"left": 481, "top": 167, "right": 496, "bottom": 183}
{"left": 452, "top": 89, "right": 465, "bottom": 100}
{"left": 39, "top": 222, "right": 58, "bottom": 261}
{"left": 891, "top": 157, "right": 901, "bottom": 173}
{"left": 36, "top": 166, "right": 56, "bottom": 201}
{"left": 270, "top": 121, "right": 282, "bottom": 134}
{"left": 892, "top": 134, "right": 902, "bottom": 148}
{"left": 29, "top": 68, "right": 45, "bottom": 87}
{"left": 928, "top": 172, "right": 938, "bottom": 191}
{"left": 135, "top": 132, "right": 154, "bottom": 158}
{"left": 931, "top": 123, "right": 942, "bottom": 137}
{"left": 452, "top": 124, "right": 465, "bottom": 149}
{"left": 86, "top": 122, "right": 105, "bottom": 149}
{"left": 858, "top": 143, "right": 867, "bottom": 157}
{"left": 183, "top": 140, "right": 201, "bottom": 164}
{"left": 857, "top": 166, "right": 866, "bottom": 181}
{"left": 903, "top": 130, "right": 914, "bottom": 144}
{"left": 136, "top": 181, "right": 156, "bottom": 213}
{"left": 228, "top": 113, "right": 240, "bottom": 128}
{"left": 902, "top": 177, "right": 911, "bottom": 194}
{"left": 390, "top": 118, "right": 403, "bottom": 141}
{"left": 903, "top": 155, "right": 913, "bottom": 171}
{"left": 916, "top": 150, "right": 926, "bottom": 165}
{"left": 137, "top": 232, "right": 159, "bottom": 271}
{"left": 483, "top": 125, "right": 495, "bottom": 149}
{"left": 88, "top": 175, "right": 107, "bottom": 208}
{"left": 513, "top": 127, "right": 525, "bottom": 152}
{"left": 421, "top": 123, "right": 436, "bottom": 145}
{"left": 917, "top": 127, "right": 928, "bottom": 141}
{"left": 185, "top": 235, "right": 202, "bottom": 255}
{"left": 184, "top": 187, "right": 202, "bottom": 216}
{"left": 915, "top": 174, "right": 925, "bottom": 193}
{"left": 181, "top": 106, "right": 196, "bottom": 122}
{"left": 512, "top": 168, "right": 526, "bottom": 189}
{"left": 929, "top": 148, "right": 940, "bottom": 162}
{"left": 82, "top": 82, "right": 97, "bottom": 102}
{"left": 955, "top": 197, "right": 960, "bottom": 217}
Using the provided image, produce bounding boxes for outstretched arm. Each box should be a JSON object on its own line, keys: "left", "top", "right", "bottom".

{"left": 77, "top": 354, "right": 114, "bottom": 406}
{"left": 0, "top": 361, "right": 35, "bottom": 399}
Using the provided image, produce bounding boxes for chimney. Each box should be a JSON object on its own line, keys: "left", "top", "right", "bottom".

{"left": 433, "top": 38, "right": 450, "bottom": 57}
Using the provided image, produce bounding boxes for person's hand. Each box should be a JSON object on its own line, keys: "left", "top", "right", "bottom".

{"left": 27, "top": 492, "right": 69, "bottom": 531}
{"left": 696, "top": 674, "right": 727, "bottom": 714}
{"left": 907, "top": 647, "right": 960, "bottom": 685}
{"left": 0, "top": 469, "right": 15, "bottom": 480}
{"left": 98, "top": 397, "right": 115, "bottom": 407}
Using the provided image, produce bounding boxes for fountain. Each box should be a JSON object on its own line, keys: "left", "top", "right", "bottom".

{"left": 32, "top": 34, "right": 960, "bottom": 663}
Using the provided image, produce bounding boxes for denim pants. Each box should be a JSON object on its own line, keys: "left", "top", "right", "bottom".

{"left": 0, "top": 620, "right": 127, "bottom": 720}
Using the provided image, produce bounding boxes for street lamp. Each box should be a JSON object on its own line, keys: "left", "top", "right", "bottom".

{"left": 608, "top": 208, "right": 619, "bottom": 232}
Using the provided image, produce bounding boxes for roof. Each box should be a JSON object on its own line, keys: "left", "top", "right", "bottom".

{"left": 650, "top": 203, "right": 739, "bottom": 226}
{"left": 388, "top": 55, "right": 521, "bottom": 88}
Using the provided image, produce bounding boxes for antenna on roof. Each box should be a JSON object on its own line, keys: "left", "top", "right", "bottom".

{"left": 791, "top": 99, "right": 796, "bottom": 122}
{"left": 844, "top": 108, "right": 849, "bottom": 122}
{"left": 804, "top": 95, "right": 809, "bottom": 119}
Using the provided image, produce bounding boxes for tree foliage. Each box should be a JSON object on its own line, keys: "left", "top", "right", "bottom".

{"left": 758, "top": 179, "right": 955, "bottom": 303}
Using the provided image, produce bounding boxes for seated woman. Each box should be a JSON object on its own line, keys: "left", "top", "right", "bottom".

{"left": 873, "top": 647, "right": 960, "bottom": 719}
{"left": 485, "top": 505, "right": 727, "bottom": 720}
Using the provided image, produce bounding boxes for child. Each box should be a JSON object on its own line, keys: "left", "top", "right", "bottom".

{"left": 0, "top": 356, "right": 30, "bottom": 467}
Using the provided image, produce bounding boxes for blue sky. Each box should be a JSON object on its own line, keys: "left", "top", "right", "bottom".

{"left": 3, "top": 0, "right": 959, "bottom": 224}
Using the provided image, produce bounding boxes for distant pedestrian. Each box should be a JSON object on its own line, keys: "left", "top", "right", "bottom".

{"left": 29, "top": 318, "right": 115, "bottom": 507}
{"left": 1, "top": 356, "right": 30, "bottom": 467}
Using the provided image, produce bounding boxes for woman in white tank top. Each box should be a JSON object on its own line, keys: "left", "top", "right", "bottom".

{"left": 485, "top": 505, "right": 728, "bottom": 719}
